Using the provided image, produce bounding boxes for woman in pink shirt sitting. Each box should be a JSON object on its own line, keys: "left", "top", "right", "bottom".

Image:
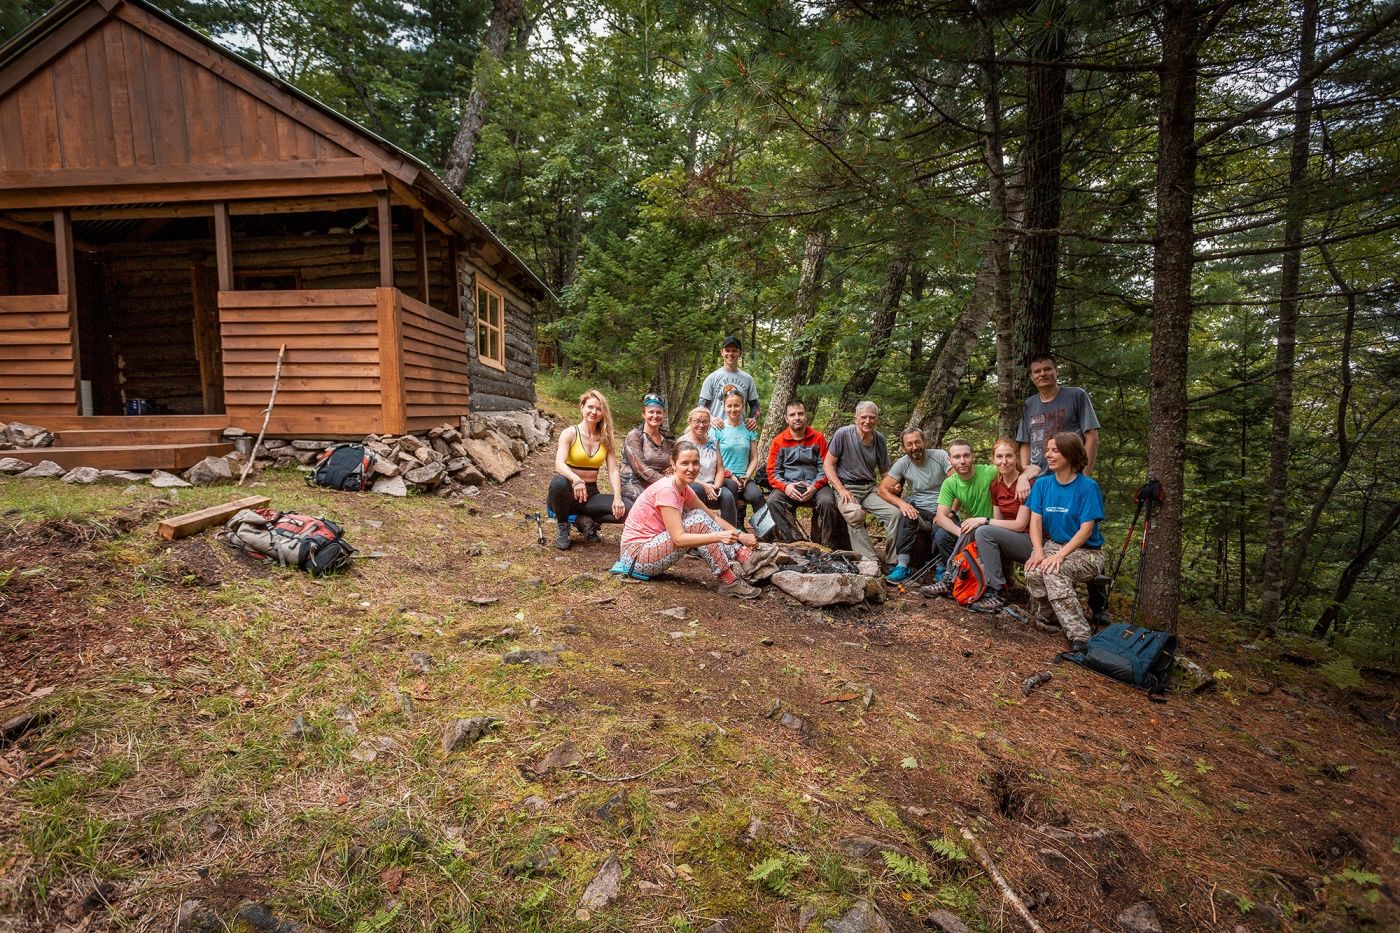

{"left": 619, "top": 441, "right": 773, "bottom": 598}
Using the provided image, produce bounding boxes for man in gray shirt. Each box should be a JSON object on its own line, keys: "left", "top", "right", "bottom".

{"left": 878, "top": 427, "right": 951, "bottom": 583}
{"left": 1014, "top": 353, "right": 1101, "bottom": 499}
{"left": 823, "top": 401, "right": 902, "bottom": 564}
{"left": 698, "top": 336, "right": 761, "bottom": 429}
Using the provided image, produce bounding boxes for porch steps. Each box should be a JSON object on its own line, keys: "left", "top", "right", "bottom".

{"left": 53, "top": 427, "right": 227, "bottom": 447}
{"left": 30, "top": 442, "right": 235, "bottom": 472}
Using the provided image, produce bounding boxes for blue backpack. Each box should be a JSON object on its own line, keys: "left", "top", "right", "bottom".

{"left": 1061, "top": 623, "right": 1176, "bottom": 699}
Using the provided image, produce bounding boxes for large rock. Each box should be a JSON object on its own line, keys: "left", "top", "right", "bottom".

{"left": 578, "top": 853, "right": 622, "bottom": 910}
{"left": 18, "top": 460, "right": 65, "bottom": 479}
{"left": 96, "top": 470, "right": 146, "bottom": 485}
{"left": 461, "top": 432, "right": 519, "bottom": 484}
{"left": 148, "top": 470, "right": 192, "bottom": 488}
{"left": 184, "top": 456, "right": 233, "bottom": 486}
{"left": 1, "top": 421, "right": 55, "bottom": 449}
{"left": 508, "top": 438, "right": 529, "bottom": 461}
{"left": 824, "top": 900, "right": 893, "bottom": 933}
{"left": 371, "top": 475, "right": 408, "bottom": 497}
{"left": 450, "top": 460, "right": 486, "bottom": 486}
{"left": 291, "top": 439, "right": 329, "bottom": 451}
{"left": 770, "top": 571, "right": 872, "bottom": 607}
{"left": 442, "top": 716, "right": 500, "bottom": 753}
{"left": 370, "top": 457, "right": 400, "bottom": 477}
{"left": 1116, "top": 901, "right": 1163, "bottom": 933}
{"left": 61, "top": 466, "right": 102, "bottom": 485}
{"left": 404, "top": 462, "right": 446, "bottom": 488}
{"left": 0, "top": 457, "right": 33, "bottom": 474}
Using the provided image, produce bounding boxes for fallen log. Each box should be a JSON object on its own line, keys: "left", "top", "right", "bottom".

{"left": 157, "top": 495, "right": 271, "bottom": 541}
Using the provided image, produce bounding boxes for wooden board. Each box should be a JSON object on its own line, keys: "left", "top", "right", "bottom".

{"left": 158, "top": 494, "right": 270, "bottom": 540}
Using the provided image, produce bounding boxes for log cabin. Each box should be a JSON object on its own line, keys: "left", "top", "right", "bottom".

{"left": 0, "top": 0, "right": 549, "bottom": 470}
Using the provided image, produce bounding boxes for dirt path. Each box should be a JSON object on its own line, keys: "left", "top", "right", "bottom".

{"left": 0, "top": 436, "right": 1396, "bottom": 932}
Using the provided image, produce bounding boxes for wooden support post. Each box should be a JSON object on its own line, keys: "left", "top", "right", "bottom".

{"left": 447, "top": 236, "right": 461, "bottom": 318}
{"left": 413, "top": 208, "right": 429, "bottom": 305}
{"left": 376, "top": 189, "right": 394, "bottom": 288}
{"left": 213, "top": 202, "right": 233, "bottom": 291}
{"left": 53, "top": 208, "right": 81, "bottom": 412}
{"left": 376, "top": 287, "right": 407, "bottom": 434}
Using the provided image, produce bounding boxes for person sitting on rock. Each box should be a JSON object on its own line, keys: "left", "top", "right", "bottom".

{"left": 1023, "top": 431, "right": 1105, "bottom": 652}
{"left": 823, "top": 400, "right": 902, "bottom": 566}
{"left": 548, "top": 389, "right": 626, "bottom": 550}
{"left": 714, "top": 391, "right": 765, "bottom": 528}
{"left": 618, "top": 441, "right": 773, "bottom": 598}
{"left": 764, "top": 399, "right": 845, "bottom": 547}
{"left": 879, "top": 427, "right": 951, "bottom": 584}
{"left": 955, "top": 438, "right": 1034, "bottom": 612}
{"left": 680, "top": 406, "right": 738, "bottom": 526}
{"left": 620, "top": 393, "right": 674, "bottom": 507}
{"left": 919, "top": 438, "right": 996, "bottom": 595}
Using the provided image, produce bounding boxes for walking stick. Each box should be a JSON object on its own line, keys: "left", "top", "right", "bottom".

{"left": 1129, "top": 477, "right": 1164, "bottom": 625}
{"left": 238, "top": 343, "right": 286, "bottom": 487}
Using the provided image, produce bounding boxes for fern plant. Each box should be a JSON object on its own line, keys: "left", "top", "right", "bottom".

{"left": 927, "top": 836, "right": 969, "bottom": 863}
{"left": 747, "top": 854, "right": 809, "bottom": 896}
{"left": 881, "top": 850, "right": 932, "bottom": 887}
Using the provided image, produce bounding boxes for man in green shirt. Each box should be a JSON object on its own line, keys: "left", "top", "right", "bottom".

{"left": 921, "top": 438, "right": 996, "bottom": 589}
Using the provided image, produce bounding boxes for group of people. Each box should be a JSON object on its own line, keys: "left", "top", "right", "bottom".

{"left": 546, "top": 338, "right": 1108, "bottom": 651}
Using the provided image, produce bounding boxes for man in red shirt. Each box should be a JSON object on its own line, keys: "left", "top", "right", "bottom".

{"left": 762, "top": 400, "right": 846, "bottom": 547}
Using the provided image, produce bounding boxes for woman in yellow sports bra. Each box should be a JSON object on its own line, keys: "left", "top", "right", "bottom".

{"left": 549, "top": 389, "right": 627, "bottom": 550}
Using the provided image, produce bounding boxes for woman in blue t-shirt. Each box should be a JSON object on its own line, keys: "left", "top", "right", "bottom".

{"left": 714, "top": 391, "right": 765, "bottom": 529}
{"left": 1024, "top": 431, "right": 1105, "bottom": 652}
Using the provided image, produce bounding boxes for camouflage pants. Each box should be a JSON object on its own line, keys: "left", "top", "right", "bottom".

{"left": 1023, "top": 540, "right": 1103, "bottom": 643}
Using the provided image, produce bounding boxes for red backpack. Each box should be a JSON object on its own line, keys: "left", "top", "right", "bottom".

{"left": 948, "top": 537, "right": 989, "bottom": 606}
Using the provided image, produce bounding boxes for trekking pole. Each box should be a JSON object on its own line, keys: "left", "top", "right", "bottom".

{"left": 238, "top": 343, "right": 286, "bottom": 487}
{"left": 1129, "top": 477, "right": 1164, "bottom": 625}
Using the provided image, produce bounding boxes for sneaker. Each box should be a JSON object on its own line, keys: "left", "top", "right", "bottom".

{"left": 920, "top": 580, "right": 952, "bottom": 599}
{"left": 885, "top": 565, "right": 912, "bottom": 584}
{"left": 718, "top": 578, "right": 761, "bottom": 599}
{"left": 969, "top": 589, "right": 1006, "bottom": 613}
{"left": 554, "top": 524, "right": 571, "bottom": 551}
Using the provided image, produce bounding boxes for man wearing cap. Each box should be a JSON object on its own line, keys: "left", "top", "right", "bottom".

{"left": 699, "top": 336, "right": 762, "bottom": 431}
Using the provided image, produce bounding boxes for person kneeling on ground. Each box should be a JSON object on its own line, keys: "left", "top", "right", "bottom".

{"left": 1023, "top": 431, "right": 1105, "bottom": 652}
{"left": 548, "top": 389, "right": 627, "bottom": 550}
{"left": 955, "top": 438, "right": 1033, "bottom": 612}
{"left": 618, "top": 441, "right": 774, "bottom": 599}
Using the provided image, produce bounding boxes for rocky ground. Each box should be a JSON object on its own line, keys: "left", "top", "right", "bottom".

{"left": 0, "top": 401, "right": 1397, "bottom": 932}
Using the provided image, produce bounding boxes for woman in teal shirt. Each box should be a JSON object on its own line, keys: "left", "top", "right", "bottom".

{"left": 714, "top": 391, "right": 764, "bottom": 530}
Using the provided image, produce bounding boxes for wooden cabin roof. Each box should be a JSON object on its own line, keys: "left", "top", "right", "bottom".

{"left": 0, "top": 0, "right": 550, "bottom": 298}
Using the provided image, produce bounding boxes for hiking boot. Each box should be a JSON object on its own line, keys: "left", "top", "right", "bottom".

{"left": 554, "top": 523, "right": 571, "bottom": 551}
{"left": 1090, "top": 608, "right": 1111, "bottom": 630}
{"left": 718, "top": 578, "right": 761, "bottom": 599}
{"left": 1068, "top": 638, "right": 1089, "bottom": 654}
{"left": 885, "top": 565, "right": 912, "bottom": 584}
{"left": 920, "top": 580, "right": 953, "bottom": 599}
{"left": 969, "top": 588, "right": 1006, "bottom": 613}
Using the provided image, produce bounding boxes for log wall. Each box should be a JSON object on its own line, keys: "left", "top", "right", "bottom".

{"left": 0, "top": 293, "right": 77, "bottom": 420}
{"left": 457, "top": 254, "right": 537, "bottom": 411}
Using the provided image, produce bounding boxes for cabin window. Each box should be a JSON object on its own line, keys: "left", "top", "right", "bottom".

{"left": 476, "top": 279, "right": 506, "bottom": 370}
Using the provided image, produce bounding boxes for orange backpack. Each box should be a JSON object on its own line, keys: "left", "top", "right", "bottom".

{"left": 948, "top": 536, "right": 989, "bottom": 606}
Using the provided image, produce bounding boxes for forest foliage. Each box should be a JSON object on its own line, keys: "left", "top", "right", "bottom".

{"left": 3, "top": 0, "right": 1397, "bottom": 656}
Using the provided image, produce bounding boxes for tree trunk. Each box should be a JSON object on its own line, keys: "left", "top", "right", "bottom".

{"left": 1257, "top": 0, "right": 1318, "bottom": 634}
{"left": 442, "top": 0, "right": 525, "bottom": 193}
{"left": 760, "top": 229, "right": 830, "bottom": 453}
{"left": 907, "top": 239, "right": 999, "bottom": 444}
{"left": 1141, "top": 0, "right": 1200, "bottom": 631}
{"left": 907, "top": 267, "right": 932, "bottom": 398}
{"left": 976, "top": 10, "right": 1022, "bottom": 441}
{"left": 829, "top": 256, "right": 909, "bottom": 431}
{"left": 1016, "top": 8, "right": 1065, "bottom": 380}
{"left": 1313, "top": 502, "right": 1400, "bottom": 638}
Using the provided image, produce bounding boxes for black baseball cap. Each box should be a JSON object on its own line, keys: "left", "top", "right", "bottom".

{"left": 720, "top": 335, "right": 742, "bottom": 349}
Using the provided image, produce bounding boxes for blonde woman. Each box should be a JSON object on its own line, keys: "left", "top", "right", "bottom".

{"left": 549, "top": 389, "right": 626, "bottom": 550}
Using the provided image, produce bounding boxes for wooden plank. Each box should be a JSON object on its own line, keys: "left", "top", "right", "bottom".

{"left": 397, "top": 291, "right": 464, "bottom": 331}
{"left": 0, "top": 158, "right": 374, "bottom": 189}
{"left": 377, "top": 286, "right": 405, "bottom": 434}
{"left": 217, "top": 306, "right": 379, "bottom": 324}
{"left": 401, "top": 309, "right": 467, "bottom": 343}
{"left": 0, "top": 3, "right": 110, "bottom": 100}
{"left": 0, "top": 295, "right": 68, "bottom": 312}
{"left": 37, "top": 414, "right": 229, "bottom": 430}
{"left": 221, "top": 412, "right": 383, "bottom": 436}
{"left": 53, "top": 208, "right": 78, "bottom": 416}
{"left": 147, "top": 40, "right": 189, "bottom": 165}
{"left": 376, "top": 191, "right": 393, "bottom": 288}
{"left": 120, "top": 19, "right": 157, "bottom": 167}
{"left": 223, "top": 376, "right": 379, "bottom": 393}
{"left": 82, "top": 29, "right": 118, "bottom": 168}
{"left": 0, "top": 328, "right": 76, "bottom": 345}
{"left": 53, "top": 40, "right": 95, "bottom": 168}
{"left": 191, "top": 263, "right": 224, "bottom": 414}
{"left": 14, "top": 441, "right": 234, "bottom": 472}
{"left": 221, "top": 348, "right": 380, "bottom": 365}
{"left": 220, "top": 334, "right": 381, "bottom": 351}
{"left": 102, "top": 21, "right": 135, "bottom": 167}
{"left": 221, "top": 361, "right": 380, "bottom": 378}
{"left": 0, "top": 359, "right": 77, "bottom": 375}
{"left": 401, "top": 319, "right": 468, "bottom": 353}
{"left": 0, "top": 344, "right": 75, "bottom": 361}
{"left": 213, "top": 202, "right": 233, "bottom": 291}
{"left": 217, "top": 288, "right": 377, "bottom": 308}
{"left": 220, "top": 320, "right": 379, "bottom": 337}
{"left": 0, "top": 177, "right": 379, "bottom": 209}
{"left": 0, "top": 94, "right": 25, "bottom": 169}
{"left": 224, "top": 390, "right": 382, "bottom": 406}
{"left": 183, "top": 57, "right": 224, "bottom": 163}
{"left": 252, "top": 94, "right": 280, "bottom": 161}
{"left": 0, "top": 313, "right": 73, "bottom": 330}
{"left": 158, "top": 495, "right": 271, "bottom": 541}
